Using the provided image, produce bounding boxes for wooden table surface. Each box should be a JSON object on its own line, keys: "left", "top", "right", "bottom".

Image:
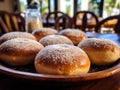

{"left": 0, "top": 32, "right": 120, "bottom": 90}
{"left": 0, "top": 72, "right": 120, "bottom": 90}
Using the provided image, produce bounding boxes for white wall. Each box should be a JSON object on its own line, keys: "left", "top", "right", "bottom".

{"left": 0, "top": 0, "right": 14, "bottom": 12}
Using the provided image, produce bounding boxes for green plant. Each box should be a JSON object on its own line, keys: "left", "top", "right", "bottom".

{"left": 104, "top": 0, "right": 116, "bottom": 15}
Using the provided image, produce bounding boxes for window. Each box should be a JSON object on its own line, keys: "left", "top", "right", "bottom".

{"left": 40, "top": 0, "right": 49, "bottom": 13}
{"left": 103, "top": 0, "right": 119, "bottom": 18}
{"left": 91, "top": 0, "right": 104, "bottom": 17}
{"left": 18, "top": 0, "right": 105, "bottom": 17}
{"left": 19, "top": 0, "right": 27, "bottom": 12}
{"left": 49, "top": 0, "right": 55, "bottom": 12}
{"left": 58, "top": 0, "right": 74, "bottom": 16}
{"left": 77, "top": 0, "right": 82, "bottom": 11}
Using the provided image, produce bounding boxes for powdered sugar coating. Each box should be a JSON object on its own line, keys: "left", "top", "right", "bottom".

{"left": 35, "top": 44, "right": 89, "bottom": 66}
{"left": 78, "top": 38, "right": 119, "bottom": 49}
{"left": 32, "top": 28, "right": 58, "bottom": 41}
{"left": 32, "top": 28, "right": 58, "bottom": 35}
{"left": 39, "top": 35, "right": 73, "bottom": 46}
{"left": 78, "top": 38, "right": 120, "bottom": 66}
{"left": 0, "top": 32, "right": 36, "bottom": 44}
{"left": 59, "top": 29, "right": 87, "bottom": 45}
{"left": 59, "top": 29, "right": 87, "bottom": 38}
{"left": 0, "top": 38, "right": 44, "bottom": 55}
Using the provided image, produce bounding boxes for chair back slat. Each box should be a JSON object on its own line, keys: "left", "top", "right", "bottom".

{"left": 54, "top": 14, "right": 73, "bottom": 30}
{"left": 95, "top": 15, "right": 120, "bottom": 33}
{"left": 73, "top": 11, "right": 99, "bottom": 31}
{"left": 0, "top": 11, "right": 25, "bottom": 35}
{"left": 0, "top": 17, "right": 9, "bottom": 36}
{"left": 46, "top": 11, "right": 65, "bottom": 27}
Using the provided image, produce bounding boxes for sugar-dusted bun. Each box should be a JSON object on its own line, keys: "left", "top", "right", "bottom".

{"left": 0, "top": 38, "right": 44, "bottom": 66}
{"left": 78, "top": 38, "right": 120, "bottom": 66}
{"left": 0, "top": 32, "right": 36, "bottom": 44}
{"left": 39, "top": 35, "right": 73, "bottom": 47}
{"left": 59, "top": 29, "right": 87, "bottom": 45}
{"left": 35, "top": 44, "right": 90, "bottom": 75}
{"left": 32, "top": 28, "right": 58, "bottom": 41}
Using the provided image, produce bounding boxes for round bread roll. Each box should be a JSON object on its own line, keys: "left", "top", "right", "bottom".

{"left": 78, "top": 38, "right": 120, "bottom": 66}
{"left": 32, "top": 28, "right": 58, "bottom": 41}
{"left": 35, "top": 44, "right": 90, "bottom": 75}
{"left": 39, "top": 35, "right": 73, "bottom": 47}
{"left": 0, "top": 32, "right": 36, "bottom": 44}
{"left": 59, "top": 29, "right": 87, "bottom": 45}
{"left": 0, "top": 38, "right": 44, "bottom": 66}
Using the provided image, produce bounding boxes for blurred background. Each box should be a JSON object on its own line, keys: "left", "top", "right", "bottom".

{"left": 0, "top": 0, "right": 120, "bottom": 18}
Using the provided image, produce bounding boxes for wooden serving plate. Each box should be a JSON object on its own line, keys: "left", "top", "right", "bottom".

{"left": 0, "top": 59, "right": 120, "bottom": 84}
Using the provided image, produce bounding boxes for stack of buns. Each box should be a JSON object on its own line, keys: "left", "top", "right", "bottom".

{"left": 0, "top": 28, "right": 120, "bottom": 75}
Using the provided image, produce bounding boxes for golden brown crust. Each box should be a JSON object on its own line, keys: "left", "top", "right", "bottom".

{"left": 39, "top": 35, "right": 73, "bottom": 47}
{"left": 35, "top": 44, "right": 90, "bottom": 75}
{"left": 78, "top": 38, "right": 118, "bottom": 51}
{"left": 0, "top": 32, "right": 36, "bottom": 44}
{"left": 59, "top": 29, "right": 87, "bottom": 45}
{"left": 32, "top": 28, "right": 58, "bottom": 41}
{"left": 78, "top": 38, "right": 120, "bottom": 65}
{"left": 0, "top": 38, "right": 44, "bottom": 66}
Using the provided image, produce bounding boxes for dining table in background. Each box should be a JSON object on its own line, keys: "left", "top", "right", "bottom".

{"left": 0, "top": 32, "right": 120, "bottom": 90}
{"left": 86, "top": 32, "right": 120, "bottom": 46}
{"left": 42, "top": 19, "right": 55, "bottom": 27}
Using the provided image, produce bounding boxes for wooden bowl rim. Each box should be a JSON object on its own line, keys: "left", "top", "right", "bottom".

{"left": 0, "top": 62, "right": 120, "bottom": 82}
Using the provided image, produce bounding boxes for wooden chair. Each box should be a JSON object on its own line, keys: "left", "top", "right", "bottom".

{"left": 0, "top": 17, "right": 9, "bottom": 36}
{"left": 0, "top": 11, "right": 11, "bottom": 32}
{"left": 95, "top": 15, "right": 120, "bottom": 33}
{"left": 73, "top": 11, "right": 99, "bottom": 31}
{"left": 45, "top": 11, "right": 65, "bottom": 27}
{"left": 10, "top": 12, "right": 25, "bottom": 31}
{"left": 0, "top": 11, "right": 25, "bottom": 34}
{"left": 54, "top": 14, "right": 73, "bottom": 30}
